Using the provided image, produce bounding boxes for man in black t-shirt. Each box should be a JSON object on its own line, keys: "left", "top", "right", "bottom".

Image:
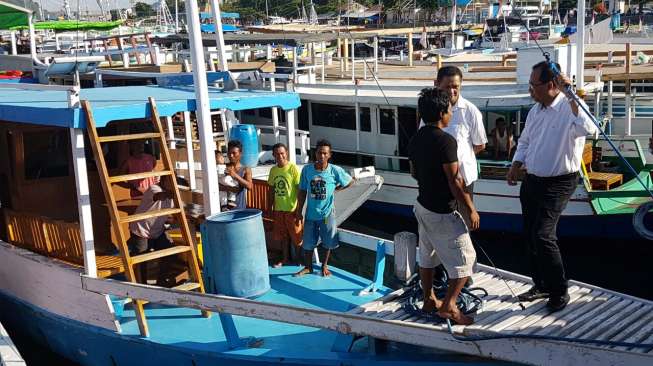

{"left": 409, "top": 88, "right": 480, "bottom": 325}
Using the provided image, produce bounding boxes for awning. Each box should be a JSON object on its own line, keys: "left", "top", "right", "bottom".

{"left": 0, "top": 0, "right": 30, "bottom": 30}
{"left": 10, "top": 20, "right": 123, "bottom": 31}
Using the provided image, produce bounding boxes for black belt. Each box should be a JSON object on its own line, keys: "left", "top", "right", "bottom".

{"left": 526, "top": 172, "right": 578, "bottom": 182}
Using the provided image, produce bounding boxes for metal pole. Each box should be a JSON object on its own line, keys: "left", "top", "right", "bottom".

{"left": 576, "top": 0, "right": 586, "bottom": 92}
{"left": 607, "top": 51, "right": 613, "bottom": 120}
{"left": 186, "top": 0, "right": 220, "bottom": 215}
{"left": 175, "top": 0, "right": 179, "bottom": 32}
{"left": 69, "top": 128, "right": 97, "bottom": 277}
{"left": 286, "top": 109, "right": 297, "bottom": 164}
{"left": 321, "top": 41, "right": 326, "bottom": 83}
{"left": 373, "top": 36, "right": 378, "bottom": 76}
{"left": 292, "top": 46, "right": 298, "bottom": 83}
{"left": 209, "top": 0, "right": 229, "bottom": 71}
{"left": 351, "top": 38, "right": 355, "bottom": 83}
{"left": 271, "top": 77, "right": 280, "bottom": 142}
{"left": 10, "top": 31, "right": 17, "bottom": 55}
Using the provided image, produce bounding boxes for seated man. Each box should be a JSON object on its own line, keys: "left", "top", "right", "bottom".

{"left": 120, "top": 140, "right": 157, "bottom": 198}
{"left": 294, "top": 139, "right": 353, "bottom": 277}
{"left": 128, "top": 177, "right": 175, "bottom": 285}
{"left": 490, "top": 118, "right": 513, "bottom": 160}
{"left": 409, "top": 88, "right": 479, "bottom": 325}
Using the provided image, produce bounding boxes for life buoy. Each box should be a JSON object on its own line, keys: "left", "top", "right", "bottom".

{"left": 633, "top": 201, "right": 653, "bottom": 240}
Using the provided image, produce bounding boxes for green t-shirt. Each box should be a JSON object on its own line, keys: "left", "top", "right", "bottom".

{"left": 267, "top": 163, "right": 301, "bottom": 212}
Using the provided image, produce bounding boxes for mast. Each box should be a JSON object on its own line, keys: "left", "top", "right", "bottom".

{"left": 186, "top": 0, "right": 221, "bottom": 215}
{"left": 209, "top": 0, "right": 229, "bottom": 71}
{"left": 576, "top": 0, "right": 585, "bottom": 92}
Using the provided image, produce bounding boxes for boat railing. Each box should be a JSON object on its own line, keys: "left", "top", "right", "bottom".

{"left": 0, "top": 83, "right": 79, "bottom": 107}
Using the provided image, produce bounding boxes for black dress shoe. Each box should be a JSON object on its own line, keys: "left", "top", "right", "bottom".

{"left": 517, "top": 287, "right": 550, "bottom": 302}
{"left": 547, "top": 293, "right": 570, "bottom": 312}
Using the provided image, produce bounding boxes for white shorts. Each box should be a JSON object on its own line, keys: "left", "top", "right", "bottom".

{"left": 414, "top": 201, "right": 476, "bottom": 279}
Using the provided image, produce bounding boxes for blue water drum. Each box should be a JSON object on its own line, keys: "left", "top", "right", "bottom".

{"left": 200, "top": 209, "right": 270, "bottom": 298}
{"left": 229, "top": 124, "right": 259, "bottom": 167}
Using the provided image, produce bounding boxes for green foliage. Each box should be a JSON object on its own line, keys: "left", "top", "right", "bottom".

{"left": 133, "top": 2, "right": 154, "bottom": 17}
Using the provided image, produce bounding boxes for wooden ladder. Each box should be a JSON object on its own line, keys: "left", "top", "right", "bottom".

{"left": 82, "top": 97, "right": 208, "bottom": 337}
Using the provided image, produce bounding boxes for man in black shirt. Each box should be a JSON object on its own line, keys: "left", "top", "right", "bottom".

{"left": 409, "top": 88, "right": 480, "bottom": 325}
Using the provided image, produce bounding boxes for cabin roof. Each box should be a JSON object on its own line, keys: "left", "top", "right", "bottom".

{"left": 0, "top": 85, "right": 301, "bottom": 128}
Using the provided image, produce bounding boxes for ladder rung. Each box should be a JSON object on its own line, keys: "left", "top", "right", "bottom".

{"left": 120, "top": 208, "right": 182, "bottom": 223}
{"left": 173, "top": 282, "right": 202, "bottom": 291}
{"left": 98, "top": 132, "right": 160, "bottom": 143}
{"left": 131, "top": 245, "right": 192, "bottom": 265}
{"left": 108, "top": 170, "right": 173, "bottom": 183}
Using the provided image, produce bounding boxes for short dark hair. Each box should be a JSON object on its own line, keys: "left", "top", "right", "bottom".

{"left": 227, "top": 140, "right": 242, "bottom": 152}
{"left": 315, "top": 139, "right": 332, "bottom": 151}
{"left": 532, "top": 61, "right": 561, "bottom": 84}
{"left": 496, "top": 117, "right": 506, "bottom": 124}
{"left": 418, "top": 88, "right": 451, "bottom": 125}
{"left": 272, "top": 143, "right": 287, "bottom": 152}
{"left": 436, "top": 66, "right": 463, "bottom": 82}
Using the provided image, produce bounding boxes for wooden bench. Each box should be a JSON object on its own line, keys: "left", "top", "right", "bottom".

{"left": 3, "top": 209, "right": 124, "bottom": 277}
{"left": 583, "top": 144, "right": 623, "bottom": 190}
{"left": 246, "top": 178, "right": 274, "bottom": 230}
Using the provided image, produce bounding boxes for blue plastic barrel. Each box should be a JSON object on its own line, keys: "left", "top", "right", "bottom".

{"left": 200, "top": 209, "right": 270, "bottom": 298}
{"left": 229, "top": 124, "right": 259, "bottom": 167}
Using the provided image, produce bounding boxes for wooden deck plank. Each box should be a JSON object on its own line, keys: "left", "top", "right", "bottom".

{"left": 502, "top": 287, "right": 593, "bottom": 333}
{"left": 483, "top": 286, "right": 583, "bottom": 332}
{"left": 535, "top": 294, "right": 620, "bottom": 337}
{"left": 521, "top": 290, "right": 605, "bottom": 335}
{"left": 613, "top": 312, "right": 653, "bottom": 351}
{"left": 581, "top": 302, "right": 647, "bottom": 340}
{"left": 593, "top": 304, "right": 653, "bottom": 342}
{"left": 565, "top": 299, "right": 634, "bottom": 338}
{"left": 472, "top": 285, "right": 535, "bottom": 325}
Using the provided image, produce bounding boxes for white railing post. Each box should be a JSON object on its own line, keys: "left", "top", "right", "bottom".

{"left": 165, "top": 116, "right": 176, "bottom": 149}
{"left": 270, "top": 77, "right": 280, "bottom": 143}
{"left": 286, "top": 109, "right": 297, "bottom": 164}
{"left": 321, "top": 41, "right": 326, "bottom": 84}
{"left": 69, "top": 128, "right": 97, "bottom": 278}
{"left": 183, "top": 111, "right": 197, "bottom": 190}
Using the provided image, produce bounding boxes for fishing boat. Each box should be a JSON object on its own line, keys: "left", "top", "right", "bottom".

{"left": 0, "top": 79, "right": 652, "bottom": 366}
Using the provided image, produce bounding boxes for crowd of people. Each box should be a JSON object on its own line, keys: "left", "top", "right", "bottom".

{"left": 123, "top": 62, "right": 595, "bottom": 325}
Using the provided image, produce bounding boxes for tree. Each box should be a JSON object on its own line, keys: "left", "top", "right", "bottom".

{"left": 133, "top": 2, "right": 154, "bottom": 18}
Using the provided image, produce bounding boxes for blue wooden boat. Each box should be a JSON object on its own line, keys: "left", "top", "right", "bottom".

{"left": 0, "top": 80, "right": 500, "bottom": 366}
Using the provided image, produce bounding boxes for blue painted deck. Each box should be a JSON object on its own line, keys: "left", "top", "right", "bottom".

{"left": 0, "top": 258, "right": 509, "bottom": 364}
{"left": 0, "top": 85, "right": 300, "bottom": 128}
{"left": 119, "top": 265, "right": 387, "bottom": 357}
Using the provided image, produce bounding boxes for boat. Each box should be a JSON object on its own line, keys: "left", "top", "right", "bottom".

{"left": 1, "top": 80, "right": 653, "bottom": 366}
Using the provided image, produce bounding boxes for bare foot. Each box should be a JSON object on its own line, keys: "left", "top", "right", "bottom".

{"left": 293, "top": 267, "right": 312, "bottom": 277}
{"left": 273, "top": 260, "right": 290, "bottom": 268}
{"left": 422, "top": 296, "right": 443, "bottom": 313}
{"left": 321, "top": 265, "right": 331, "bottom": 277}
{"left": 436, "top": 306, "right": 474, "bottom": 325}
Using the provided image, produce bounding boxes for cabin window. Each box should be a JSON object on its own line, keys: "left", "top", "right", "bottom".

{"left": 243, "top": 109, "right": 256, "bottom": 116}
{"left": 23, "top": 129, "right": 70, "bottom": 180}
{"left": 259, "top": 108, "right": 272, "bottom": 118}
{"left": 298, "top": 101, "right": 309, "bottom": 131}
{"left": 360, "top": 107, "right": 371, "bottom": 132}
{"left": 379, "top": 109, "right": 396, "bottom": 135}
{"left": 311, "top": 103, "right": 356, "bottom": 130}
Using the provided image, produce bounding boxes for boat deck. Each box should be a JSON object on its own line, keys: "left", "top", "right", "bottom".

{"left": 348, "top": 264, "right": 653, "bottom": 366}
{"left": 115, "top": 265, "right": 498, "bottom": 364}
{"left": 0, "top": 319, "right": 25, "bottom": 366}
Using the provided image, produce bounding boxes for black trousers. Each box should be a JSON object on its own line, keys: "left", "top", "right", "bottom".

{"left": 519, "top": 172, "right": 578, "bottom": 296}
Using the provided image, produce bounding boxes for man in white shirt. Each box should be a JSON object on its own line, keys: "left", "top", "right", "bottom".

{"left": 507, "top": 61, "right": 597, "bottom": 312}
{"left": 436, "top": 66, "right": 487, "bottom": 228}
{"left": 435, "top": 66, "right": 487, "bottom": 228}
